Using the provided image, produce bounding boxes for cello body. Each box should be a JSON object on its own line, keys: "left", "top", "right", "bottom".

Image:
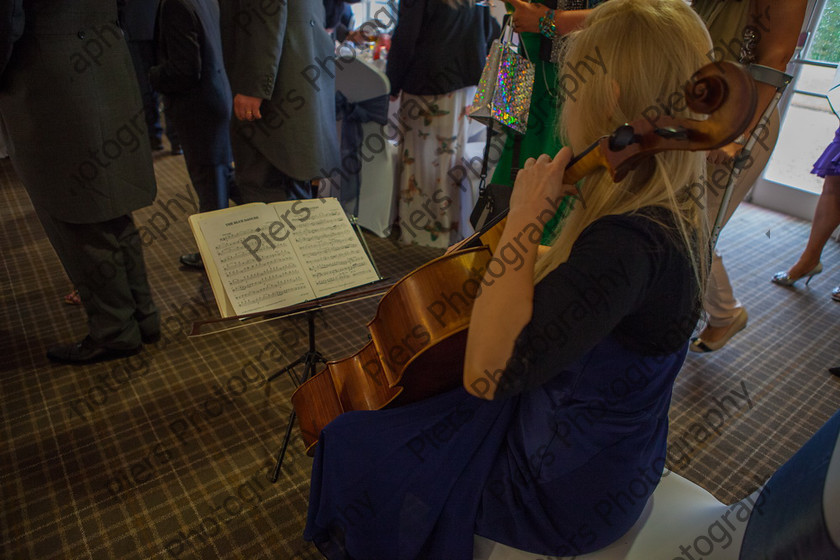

{"left": 292, "top": 246, "right": 494, "bottom": 455}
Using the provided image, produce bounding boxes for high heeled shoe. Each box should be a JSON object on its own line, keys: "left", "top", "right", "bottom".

{"left": 770, "top": 262, "right": 823, "bottom": 287}
{"left": 689, "top": 308, "right": 748, "bottom": 353}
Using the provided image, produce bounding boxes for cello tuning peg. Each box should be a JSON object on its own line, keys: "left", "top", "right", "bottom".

{"left": 608, "top": 124, "right": 640, "bottom": 151}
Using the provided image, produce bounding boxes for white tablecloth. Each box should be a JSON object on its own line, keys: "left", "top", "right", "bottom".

{"left": 325, "top": 47, "right": 501, "bottom": 239}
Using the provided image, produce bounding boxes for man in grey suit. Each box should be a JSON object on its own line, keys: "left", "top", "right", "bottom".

{"left": 0, "top": 0, "right": 161, "bottom": 364}
{"left": 220, "top": 0, "right": 340, "bottom": 203}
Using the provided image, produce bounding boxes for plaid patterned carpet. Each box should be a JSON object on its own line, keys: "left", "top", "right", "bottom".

{"left": 1, "top": 151, "right": 838, "bottom": 560}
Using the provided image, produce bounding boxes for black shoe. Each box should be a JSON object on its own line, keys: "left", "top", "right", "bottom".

{"left": 830, "top": 367, "right": 840, "bottom": 377}
{"left": 179, "top": 252, "right": 203, "bottom": 269}
{"left": 170, "top": 144, "right": 183, "bottom": 156}
{"left": 151, "top": 138, "right": 165, "bottom": 151}
{"left": 141, "top": 331, "right": 162, "bottom": 344}
{"left": 46, "top": 336, "right": 141, "bottom": 365}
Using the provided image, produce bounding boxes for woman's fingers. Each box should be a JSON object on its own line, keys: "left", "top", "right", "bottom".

{"left": 510, "top": 148, "right": 575, "bottom": 218}
{"left": 550, "top": 146, "right": 572, "bottom": 173}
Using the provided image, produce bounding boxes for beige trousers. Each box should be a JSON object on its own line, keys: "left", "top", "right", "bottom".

{"left": 704, "top": 109, "right": 781, "bottom": 327}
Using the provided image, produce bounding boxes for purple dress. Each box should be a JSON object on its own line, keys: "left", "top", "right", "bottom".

{"left": 812, "top": 126, "right": 840, "bottom": 178}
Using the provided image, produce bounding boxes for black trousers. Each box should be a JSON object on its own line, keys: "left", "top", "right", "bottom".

{"left": 230, "top": 134, "right": 314, "bottom": 203}
{"left": 183, "top": 154, "right": 234, "bottom": 213}
{"left": 127, "top": 39, "right": 179, "bottom": 146}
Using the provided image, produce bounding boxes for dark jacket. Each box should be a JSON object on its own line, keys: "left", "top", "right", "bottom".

{"left": 220, "top": 0, "right": 340, "bottom": 180}
{"left": 0, "top": 0, "right": 24, "bottom": 78}
{"left": 323, "top": 0, "right": 357, "bottom": 29}
{"left": 386, "top": 0, "right": 498, "bottom": 96}
{"left": 0, "top": 0, "right": 157, "bottom": 224}
{"left": 150, "top": 0, "right": 232, "bottom": 165}
{"left": 119, "top": 0, "right": 160, "bottom": 42}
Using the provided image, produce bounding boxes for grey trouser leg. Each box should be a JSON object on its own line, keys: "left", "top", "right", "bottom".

{"left": 35, "top": 208, "right": 159, "bottom": 348}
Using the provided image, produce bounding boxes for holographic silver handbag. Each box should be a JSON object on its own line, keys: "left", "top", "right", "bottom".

{"left": 469, "top": 21, "right": 535, "bottom": 135}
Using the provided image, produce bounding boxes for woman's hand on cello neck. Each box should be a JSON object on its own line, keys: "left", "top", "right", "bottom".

{"left": 463, "top": 148, "right": 575, "bottom": 400}
{"left": 509, "top": 148, "right": 577, "bottom": 225}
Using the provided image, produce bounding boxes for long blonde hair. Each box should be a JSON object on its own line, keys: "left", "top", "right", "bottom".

{"left": 535, "top": 0, "right": 713, "bottom": 296}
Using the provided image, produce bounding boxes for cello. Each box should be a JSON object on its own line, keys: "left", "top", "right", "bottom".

{"left": 291, "top": 61, "right": 758, "bottom": 455}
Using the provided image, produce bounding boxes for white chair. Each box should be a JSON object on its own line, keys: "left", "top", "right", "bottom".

{"left": 330, "top": 49, "right": 399, "bottom": 237}
{"left": 355, "top": 118, "right": 399, "bottom": 237}
{"left": 475, "top": 411, "right": 840, "bottom": 559}
{"left": 334, "top": 46, "right": 389, "bottom": 105}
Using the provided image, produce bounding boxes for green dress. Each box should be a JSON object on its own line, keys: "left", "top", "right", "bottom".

{"left": 489, "top": 31, "right": 570, "bottom": 244}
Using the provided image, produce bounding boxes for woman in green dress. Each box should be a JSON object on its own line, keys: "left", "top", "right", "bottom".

{"left": 492, "top": 0, "right": 606, "bottom": 242}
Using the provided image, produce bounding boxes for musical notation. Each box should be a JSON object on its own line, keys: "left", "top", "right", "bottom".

{"left": 194, "top": 199, "right": 379, "bottom": 317}
{"left": 290, "top": 200, "right": 380, "bottom": 295}
{"left": 199, "top": 206, "right": 313, "bottom": 315}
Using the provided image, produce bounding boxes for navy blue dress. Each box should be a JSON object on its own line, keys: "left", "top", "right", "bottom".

{"left": 305, "top": 209, "right": 701, "bottom": 559}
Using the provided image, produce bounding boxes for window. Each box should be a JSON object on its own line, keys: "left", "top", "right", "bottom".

{"left": 753, "top": 0, "right": 840, "bottom": 218}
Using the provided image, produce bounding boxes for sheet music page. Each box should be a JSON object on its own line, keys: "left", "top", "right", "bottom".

{"left": 197, "top": 203, "right": 315, "bottom": 316}
{"left": 286, "top": 198, "right": 380, "bottom": 297}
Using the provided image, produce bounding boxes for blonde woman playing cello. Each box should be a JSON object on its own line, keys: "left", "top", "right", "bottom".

{"left": 305, "top": 1, "right": 722, "bottom": 557}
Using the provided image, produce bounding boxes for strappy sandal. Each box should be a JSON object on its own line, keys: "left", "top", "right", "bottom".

{"left": 63, "top": 289, "right": 81, "bottom": 305}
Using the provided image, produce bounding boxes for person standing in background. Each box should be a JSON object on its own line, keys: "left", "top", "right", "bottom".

{"left": 150, "top": 0, "right": 235, "bottom": 269}
{"left": 688, "top": 0, "right": 807, "bottom": 352}
{"left": 324, "top": 0, "right": 357, "bottom": 42}
{"left": 119, "top": 0, "right": 181, "bottom": 154}
{"left": 219, "top": 0, "right": 340, "bottom": 204}
{"left": 495, "top": 0, "right": 607, "bottom": 245}
{"left": 771, "top": 126, "right": 840, "bottom": 302}
{"left": 0, "top": 0, "right": 161, "bottom": 364}
{"left": 387, "top": 0, "right": 498, "bottom": 248}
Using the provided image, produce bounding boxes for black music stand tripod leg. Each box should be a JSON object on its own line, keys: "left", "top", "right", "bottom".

{"left": 268, "top": 311, "right": 326, "bottom": 482}
{"left": 271, "top": 409, "right": 299, "bottom": 483}
{"left": 265, "top": 355, "right": 304, "bottom": 386}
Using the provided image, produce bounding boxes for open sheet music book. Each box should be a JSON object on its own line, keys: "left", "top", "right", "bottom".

{"left": 188, "top": 197, "right": 381, "bottom": 318}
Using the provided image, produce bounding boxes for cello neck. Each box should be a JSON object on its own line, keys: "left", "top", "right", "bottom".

{"left": 563, "top": 140, "right": 609, "bottom": 185}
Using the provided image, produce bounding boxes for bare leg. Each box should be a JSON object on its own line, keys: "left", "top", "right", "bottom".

{"left": 786, "top": 175, "right": 840, "bottom": 279}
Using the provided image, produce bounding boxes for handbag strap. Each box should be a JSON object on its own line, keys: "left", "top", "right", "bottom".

{"left": 477, "top": 120, "right": 495, "bottom": 197}
{"left": 499, "top": 14, "right": 515, "bottom": 45}
{"left": 509, "top": 134, "right": 524, "bottom": 184}
{"left": 499, "top": 14, "right": 524, "bottom": 50}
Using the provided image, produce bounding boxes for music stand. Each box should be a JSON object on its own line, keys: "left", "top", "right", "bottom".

{"left": 186, "top": 189, "right": 397, "bottom": 486}
{"left": 265, "top": 214, "right": 384, "bottom": 483}
{"left": 266, "top": 307, "right": 327, "bottom": 483}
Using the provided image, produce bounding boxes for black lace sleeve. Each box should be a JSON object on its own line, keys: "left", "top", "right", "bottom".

{"left": 492, "top": 211, "right": 699, "bottom": 399}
